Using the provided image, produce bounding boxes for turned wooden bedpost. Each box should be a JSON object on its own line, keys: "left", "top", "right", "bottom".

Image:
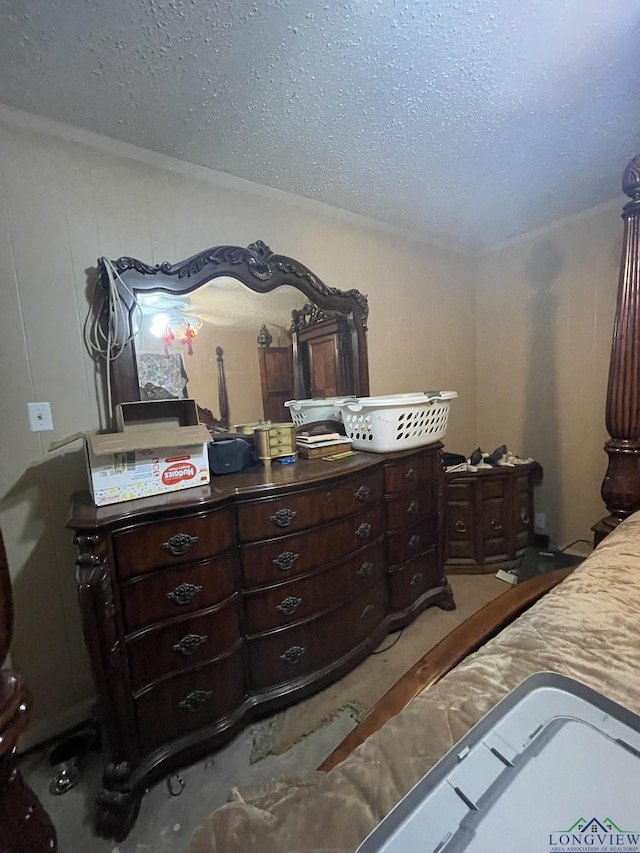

{"left": 593, "top": 155, "right": 640, "bottom": 546}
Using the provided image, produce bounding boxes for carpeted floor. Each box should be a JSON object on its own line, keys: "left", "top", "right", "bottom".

{"left": 251, "top": 573, "right": 507, "bottom": 759}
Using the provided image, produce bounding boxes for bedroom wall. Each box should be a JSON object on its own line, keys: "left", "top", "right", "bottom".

{"left": 475, "top": 203, "right": 623, "bottom": 551}
{"left": 0, "top": 106, "right": 477, "bottom": 745}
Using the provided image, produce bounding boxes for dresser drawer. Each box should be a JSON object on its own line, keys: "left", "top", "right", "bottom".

{"left": 113, "top": 507, "right": 235, "bottom": 580}
{"left": 383, "top": 450, "right": 438, "bottom": 494}
{"left": 385, "top": 516, "right": 437, "bottom": 567}
{"left": 269, "top": 435, "right": 295, "bottom": 450}
{"left": 385, "top": 485, "right": 434, "bottom": 531}
{"left": 240, "top": 504, "right": 384, "bottom": 588}
{"left": 247, "top": 580, "right": 387, "bottom": 691}
{"left": 387, "top": 548, "right": 441, "bottom": 611}
{"left": 120, "top": 553, "right": 239, "bottom": 632}
{"left": 253, "top": 424, "right": 297, "bottom": 459}
{"left": 126, "top": 598, "right": 242, "bottom": 689}
{"left": 243, "top": 539, "right": 385, "bottom": 634}
{"left": 133, "top": 645, "right": 245, "bottom": 753}
{"left": 236, "top": 470, "right": 383, "bottom": 542}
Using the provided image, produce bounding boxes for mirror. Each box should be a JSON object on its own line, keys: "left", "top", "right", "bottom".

{"left": 134, "top": 279, "right": 308, "bottom": 426}
{"left": 99, "top": 241, "right": 370, "bottom": 429}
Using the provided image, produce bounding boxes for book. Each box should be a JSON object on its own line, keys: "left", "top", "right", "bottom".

{"left": 297, "top": 438, "right": 352, "bottom": 458}
{"left": 296, "top": 432, "right": 342, "bottom": 444}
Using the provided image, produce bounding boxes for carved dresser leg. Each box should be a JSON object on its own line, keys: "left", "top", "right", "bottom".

{"left": 434, "top": 578, "right": 457, "bottom": 611}
{"left": 95, "top": 761, "right": 141, "bottom": 842}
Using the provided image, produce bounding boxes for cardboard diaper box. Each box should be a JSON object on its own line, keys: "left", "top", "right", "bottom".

{"left": 52, "top": 400, "right": 212, "bottom": 507}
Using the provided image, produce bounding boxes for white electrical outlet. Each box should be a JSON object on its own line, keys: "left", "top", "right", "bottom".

{"left": 28, "top": 402, "right": 54, "bottom": 432}
{"left": 534, "top": 512, "right": 546, "bottom": 530}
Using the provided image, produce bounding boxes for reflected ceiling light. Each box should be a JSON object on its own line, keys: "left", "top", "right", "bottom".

{"left": 150, "top": 311, "right": 203, "bottom": 357}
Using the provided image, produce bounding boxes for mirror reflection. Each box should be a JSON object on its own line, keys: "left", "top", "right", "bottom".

{"left": 134, "top": 278, "right": 308, "bottom": 426}
{"left": 102, "top": 241, "right": 370, "bottom": 428}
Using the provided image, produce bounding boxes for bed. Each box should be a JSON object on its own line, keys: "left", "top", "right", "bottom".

{"left": 188, "top": 154, "right": 640, "bottom": 852}
{"left": 189, "top": 509, "right": 640, "bottom": 853}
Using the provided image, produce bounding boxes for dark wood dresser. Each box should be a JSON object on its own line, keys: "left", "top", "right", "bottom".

{"left": 444, "top": 461, "right": 542, "bottom": 571}
{"left": 69, "top": 444, "right": 452, "bottom": 840}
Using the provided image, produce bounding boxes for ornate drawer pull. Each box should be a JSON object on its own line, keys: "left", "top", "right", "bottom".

{"left": 167, "top": 582, "right": 203, "bottom": 605}
{"left": 276, "top": 596, "right": 303, "bottom": 616}
{"left": 491, "top": 518, "right": 503, "bottom": 531}
{"left": 410, "top": 571, "right": 423, "bottom": 586}
{"left": 356, "top": 522, "right": 372, "bottom": 539}
{"left": 270, "top": 508, "right": 297, "bottom": 528}
{"left": 405, "top": 467, "right": 418, "bottom": 483}
{"left": 272, "top": 551, "right": 300, "bottom": 571}
{"left": 360, "top": 604, "right": 375, "bottom": 619}
{"left": 520, "top": 510, "right": 530, "bottom": 524}
{"left": 280, "top": 645, "right": 305, "bottom": 664}
{"left": 357, "top": 561, "right": 373, "bottom": 577}
{"left": 408, "top": 534, "right": 421, "bottom": 552}
{"left": 172, "top": 633, "right": 208, "bottom": 656}
{"left": 178, "top": 689, "right": 212, "bottom": 712}
{"left": 354, "top": 485, "right": 371, "bottom": 502}
{"left": 161, "top": 533, "right": 198, "bottom": 556}
{"left": 454, "top": 520, "right": 466, "bottom": 533}
{"left": 407, "top": 500, "right": 419, "bottom": 516}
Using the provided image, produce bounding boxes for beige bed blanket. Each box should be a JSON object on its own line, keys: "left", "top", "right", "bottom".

{"left": 189, "top": 513, "right": 640, "bottom": 853}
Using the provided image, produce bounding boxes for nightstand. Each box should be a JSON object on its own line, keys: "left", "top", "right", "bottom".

{"left": 445, "top": 461, "right": 543, "bottom": 572}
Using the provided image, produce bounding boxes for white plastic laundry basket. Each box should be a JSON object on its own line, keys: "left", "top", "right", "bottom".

{"left": 339, "top": 391, "right": 457, "bottom": 453}
{"left": 284, "top": 397, "right": 355, "bottom": 427}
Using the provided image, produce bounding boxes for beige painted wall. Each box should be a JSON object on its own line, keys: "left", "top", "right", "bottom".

{"left": 476, "top": 204, "right": 623, "bottom": 551}
{"left": 0, "top": 107, "right": 477, "bottom": 744}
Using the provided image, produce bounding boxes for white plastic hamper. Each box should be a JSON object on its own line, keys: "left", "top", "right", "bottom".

{"left": 339, "top": 391, "right": 457, "bottom": 453}
{"left": 284, "top": 397, "right": 355, "bottom": 426}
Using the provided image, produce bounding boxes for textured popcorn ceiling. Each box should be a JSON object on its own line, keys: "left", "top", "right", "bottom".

{"left": 1, "top": 0, "right": 639, "bottom": 249}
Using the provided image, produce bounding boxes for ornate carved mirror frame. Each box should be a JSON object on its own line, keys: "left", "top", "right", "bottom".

{"left": 99, "top": 240, "right": 370, "bottom": 423}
